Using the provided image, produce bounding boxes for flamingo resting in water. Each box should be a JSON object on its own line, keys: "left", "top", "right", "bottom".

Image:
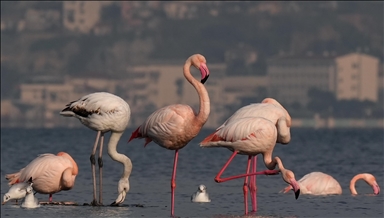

{"left": 60, "top": 92, "right": 132, "bottom": 206}
{"left": 281, "top": 172, "right": 380, "bottom": 196}
{"left": 128, "top": 54, "right": 210, "bottom": 216}
{"left": 201, "top": 97, "right": 293, "bottom": 213}
{"left": 5, "top": 152, "right": 78, "bottom": 204}
{"left": 200, "top": 116, "right": 300, "bottom": 215}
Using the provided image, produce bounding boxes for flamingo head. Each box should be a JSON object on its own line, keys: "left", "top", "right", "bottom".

{"left": 110, "top": 178, "right": 130, "bottom": 206}
{"left": 282, "top": 169, "right": 300, "bottom": 199}
{"left": 366, "top": 175, "right": 380, "bottom": 195}
{"left": 190, "top": 54, "right": 210, "bottom": 84}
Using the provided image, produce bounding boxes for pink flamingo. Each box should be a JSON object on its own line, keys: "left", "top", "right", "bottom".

{"left": 204, "top": 97, "right": 292, "bottom": 213}
{"left": 281, "top": 172, "right": 380, "bottom": 196}
{"left": 128, "top": 54, "right": 210, "bottom": 216}
{"left": 5, "top": 152, "right": 78, "bottom": 203}
{"left": 200, "top": 116, "right": 300, "bottom": 215}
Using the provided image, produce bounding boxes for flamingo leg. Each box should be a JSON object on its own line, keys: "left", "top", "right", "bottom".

{"left": 98, "top": 133, "right": 104, "bottom": 205}
{"left": 49, "top": 194, "right": 53, "bottom": 202}
{"left": 90, "top": 131, "right": 101, "bottom": 206}
{"left": 215, "top": 151, "right": 280, "bottom": 183}
{"left": 243, "top": 155, "right": 252, "bottom": 215}
{"left": 249, "top": 156, "right": 257, "bottom": 212}
{"left": 171, "top": 150, "right": 179, "bottom": 216}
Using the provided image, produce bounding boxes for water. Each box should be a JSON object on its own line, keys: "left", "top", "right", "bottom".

{"left": 1, "top": 128, "right": 383, "bottom": 218}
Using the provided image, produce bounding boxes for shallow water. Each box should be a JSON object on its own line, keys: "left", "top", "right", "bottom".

{"left": 1, "top": 128, "right": 383, "bottom": 218}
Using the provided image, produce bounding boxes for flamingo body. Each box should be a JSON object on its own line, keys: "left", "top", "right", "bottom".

{"left": 5, "top": 152, "right": 78, "bottom": 201}
{"left": 60, "top": 92, "right": 132, "bottom": 206}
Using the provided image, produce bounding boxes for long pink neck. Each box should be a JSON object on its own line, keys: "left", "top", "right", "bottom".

{"left": 183, "top": 60, "right": 210, "bottom": 126}
{"left": 263, "top": 154, "right": 284, "bottom": 170}
{"left": 349, "top": 174, "right": 366, "bottom": 195}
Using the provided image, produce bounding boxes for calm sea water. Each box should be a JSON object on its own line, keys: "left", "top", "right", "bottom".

{"left": 1, "top": 128, "right": 383, "bottom": 218}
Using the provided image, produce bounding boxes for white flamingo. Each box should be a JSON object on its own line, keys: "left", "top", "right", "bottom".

{"left": 128, "top": 54, "right": 210, "bottom": 216}
{"left": 200, "top": 116, "right": 300, "bottom": 215}
{"left": 60, "top": 92, "right": 132, "bottom": 206}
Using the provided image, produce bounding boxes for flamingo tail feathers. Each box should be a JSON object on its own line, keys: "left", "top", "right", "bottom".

{"left": 5, "top": 171, "right": 23, "bottom": 186}
{"left": 199, "top": 130, "right": 224, "bottom": 146}
{"left": 128, "top": 127, "right": 142, "bottom": 143}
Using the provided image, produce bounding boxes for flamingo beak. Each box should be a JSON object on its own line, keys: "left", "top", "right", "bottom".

{"left": 289, "top": 179, "right": 300, "bottom": 199}
{"left": 199, "top": 63, "right": 210, "bottom": 84}
{"left": 110, "top": 191, "right": 126, "bottom": 206}
{"left": 373, "top": 183, "right": 380, "bottom": 195}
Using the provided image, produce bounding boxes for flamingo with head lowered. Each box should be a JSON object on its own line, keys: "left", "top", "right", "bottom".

{"left": 128, "top": 54, "right": 210, "bottom": 216}
{"left": 60, "top": 92, "right": 132, "bottom": 206}
{"left": 200, "top": 103, "right": 299, "bottom": 214}
{"left": 281, "top": 172, "right": 380, "bottom": 196}
{"left": 199, "top": 98, "right": 293, "bottom": 214}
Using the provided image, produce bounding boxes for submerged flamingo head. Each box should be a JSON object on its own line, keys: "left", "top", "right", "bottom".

{"left": 190, "top": 54, "right": 210, "bottom": 84}
{"left": 366, "top": 174, "right": 381, "bottom": 195}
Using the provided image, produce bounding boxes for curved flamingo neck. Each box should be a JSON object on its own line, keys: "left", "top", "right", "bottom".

{"left": 263, "top": 154, "right": 284, "bottom": 170}
{"left": 183, "top": 60, "right": 210, "bottom": 125}
{"left": 58, "top": 152, "right": 78, "bottom": 176}
{"left": 108, "top": 132, "right": 132, "bottom": 180}
{"left": 350, "top": 174, "right": 367, "bottom": 195}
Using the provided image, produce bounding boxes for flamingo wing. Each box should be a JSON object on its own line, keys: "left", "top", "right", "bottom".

{"left": 139, "top": 105, "right": 194, "bottom": 143}
{"left": 60, "top": 92, "right": 130, "bottom": 131}
{"left": 201, "top": 117, "right": 277, "bottom": 145}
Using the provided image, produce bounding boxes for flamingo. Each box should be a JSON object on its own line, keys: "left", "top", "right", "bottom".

{"left": 202, "top": 97, "right": 292, "bottom": 213}
{"left": 2, "top": 177, "right": 32, "bottom": 205}
{"left": 191, "top": 184, "right": 211, "bottom": 203}
{"left": 21, "top": 182, "right": 40, "bottom": 209}
{"left": 5, "top": 152, "right": 78, "bottom": 203}
{"left": 60, "top": 92, "right": 132, "bottom": 206}
{"left": 200, "top": 116, "right": 300, "bottom": 215}
{"left": 128, "top": 54, "right": 210, "bottom": 216}
{"left": 281, "top": 172, "right": 380, "bottom": 196}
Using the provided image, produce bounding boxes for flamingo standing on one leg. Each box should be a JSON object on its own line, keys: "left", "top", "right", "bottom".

{"left": 60, "top": 92, "right": 132, "bottom": 206}
{"left": 211, "top": 97, "right": 292, "bottom": 213}
{"left": 281, "top": 172, "right": 380, "bottom": 196}
{"left": 200, "top": 116, "right": 300, "bottom": 215}
{"left": 5, "top": 152, "right": 78, "bottom": 204}
{"left": 128, "top": 54, "right": 210, "bottom": 216}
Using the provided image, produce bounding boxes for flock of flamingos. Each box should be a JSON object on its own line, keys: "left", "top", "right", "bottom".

{"left": 2, "top": 54, "right": 380, "bottom": 216}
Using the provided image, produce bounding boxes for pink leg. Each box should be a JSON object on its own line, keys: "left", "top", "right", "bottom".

{"left": 215, "top": 151, "right": 280, "bottom": 183}
{"left": 171, "top": 150, "right": 179, "bottom": 216}
{"left": 49, "top": 194, "right": 53, "bottom": 202}
{"left": 250, "top": 156, "right": 257, "bottom": 212}
{"left": 243, "top": 155, "right": 252, "bottom": 215}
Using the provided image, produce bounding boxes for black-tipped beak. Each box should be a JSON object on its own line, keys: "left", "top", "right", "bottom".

{"left": 201, "top": 74, "right": 209, "bottom": 84}
{"left": 110, "top": 201, "right": 118, "bottom": 206}
{"left": 295, "top": 189, "right": 300, "bottom": 199}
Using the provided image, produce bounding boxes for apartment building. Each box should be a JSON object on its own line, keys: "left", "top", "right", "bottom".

{"left": 335, "top": 52, "right": 379, "bottom": 102}
{"left": 266, "top": 52, "right": 380, "bottom": 106}
{"left": 63, "top": 1, "right": 112, "bottom": 33}
{"left": 267, "top": 53, "right": 336, "bottom": 106}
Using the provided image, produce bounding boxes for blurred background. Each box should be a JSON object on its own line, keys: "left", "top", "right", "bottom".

{"left": 1, "top": 1, "right": 383, "bottom": 129}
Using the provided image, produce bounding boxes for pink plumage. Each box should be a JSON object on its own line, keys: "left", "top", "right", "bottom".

{"left": 5, "top": 152, "right": 78, "bottom": 202}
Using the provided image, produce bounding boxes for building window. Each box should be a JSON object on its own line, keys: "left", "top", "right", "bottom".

{"left": 67, "top": 10, "right": 75, "bottom": 23}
